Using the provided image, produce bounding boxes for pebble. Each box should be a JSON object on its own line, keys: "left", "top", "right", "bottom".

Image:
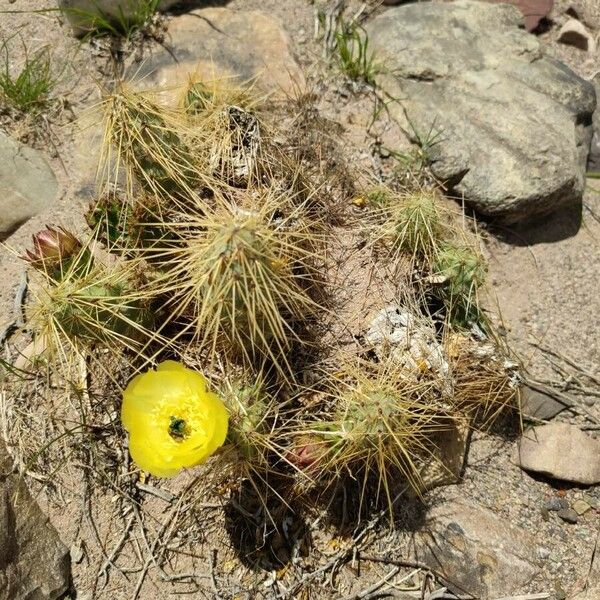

{"left": 557, "top": 18, "right": 596, "bottom": 52}
{"left": 70, "top": 544, "right": 84, "bottom": 564}
{"left": 546, "top": 497, "right": 569, "bottom": 511}
{"left": 537, "top": 546, "right": 551, "bottom": 560}
{"left": 572, "top": 499, "right": 591, "bottom": 515}
{"left": 557, "top": 508, "right": 579, "bottom": 524}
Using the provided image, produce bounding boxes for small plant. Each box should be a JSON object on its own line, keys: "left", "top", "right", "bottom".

{"left": 334, "top": 21, "right": 379, "bottom": 85}
{"left": 60, "top": 0, "right": 160, "bottom": 39}
{"left": 371, "top": 188, "right": 447, "bottom": 264}
{"left": 147, "top": 190, "right": 322, "bottom": 376}
{"left": 0, "top": 40, "right": 56, "bottom": 113}
{"left": 294, "top": 359, "right": 448, "bottom": 515}
{"left": 100, "top": 86, "right": 201, "bottom": 201}
{"left": 432, "top": 242, "right": 487, "bottom": 326}
{"left": 27, "top": 233, "right": 154, "bottom": 362}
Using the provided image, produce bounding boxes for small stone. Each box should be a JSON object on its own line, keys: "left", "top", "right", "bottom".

{"left": 0, "top": 132, "right": 58, "bottom": 237}
{"left": 558, "top": 19, "right": 596, "bottom": 52}
{"left": 572, "top": 499, "right": 591, "bottom": 516}
{"left": 70, "top": 543, "right": 84, "bottom": 563}
{"left": 583, "top": 494, "right": 598, "bottom": 509}
{"left": 557, "top": 508, "right": 579, "bottom": 524}
{"left": 546, "top": 496, "right": 570, "bottom": 511}
{"left": 537, "top": 547, "right": 551, "bottom": 560}
{"left": 513, "top": 423, "right": 600, "bottom": 485}
{"left": 521, "top": 385, "right": 566, "bottom": 420}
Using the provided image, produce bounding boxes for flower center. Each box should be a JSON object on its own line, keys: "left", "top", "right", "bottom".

{"left": 169, "top": 416, "right": 191, "bottom": 441}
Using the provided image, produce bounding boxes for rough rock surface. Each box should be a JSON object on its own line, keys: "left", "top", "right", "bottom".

{"left": 130, "top": 8, "right": 304, "bottom": 96}
{"left": 59, "top": 0, "right": 178, "bottom": 35}
{"left": 367, "top": 0, "right": 596, "bottom": 223}
{"left": 574, "top": 544, "right": 600, "bottom": 598}
{"left": 412, "top": 499, "right": 539, "bottom": 597}
{"left": 513, "top": 422, "right": 600, "bottom": 484}
{"left": 0, "top": 132, "right": 58, "bottom": 237}
{"left": 588, "top": 73, "right": 600, "bottom": 171}
{"left": 521, "top": 383, "right": 567, "bottom": 420}
{"left": 0, "top": 440, "right": 71, "bottom": 599}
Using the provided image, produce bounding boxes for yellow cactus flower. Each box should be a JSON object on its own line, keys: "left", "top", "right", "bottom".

{"left": 122, "top": 361, "right": 229, "bottom": 477}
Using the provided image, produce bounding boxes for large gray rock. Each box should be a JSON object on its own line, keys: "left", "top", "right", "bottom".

{"left": 512, "top": 422, "right": 600, "bottom": 484}
{"left": 59, "top": 0, "right": 179, "bottom": 36}
{"left": 0, "top": 441, "right": 71, "bottom": 599}
{"left": 367, "top": 0, "right": 596, "bottom": 223}
{"left": 0, "top": 132, "right": 58, "bottom": 237}
{"left": 129, "top": 8, "right": 304, "bottom": 97}
{"left": 412, "top": 499, "right": 539, "bottom": 597}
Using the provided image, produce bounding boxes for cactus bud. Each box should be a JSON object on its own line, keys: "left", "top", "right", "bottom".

{"left": 287, "top": 435, "right": 328, "bottom": 473}
{"left": 25, "top": 227, "right": 88, "bottom": 281}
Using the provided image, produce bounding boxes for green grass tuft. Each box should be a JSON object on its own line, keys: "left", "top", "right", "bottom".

{"left": 0, "top": 40, "right": 56, "bottom": 113}
{"left": 334, "top": 21, "right": 379, "bottom": 85}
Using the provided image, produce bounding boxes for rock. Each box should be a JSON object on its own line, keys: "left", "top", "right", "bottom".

{"left": 587, "top": 74, "right": 600, "bottom": 172}
{"left": 487, "top": 0, "right": 554, "bottom": 32}
{"left": 512, "top": 422, "right": 600, "bottom": 485}
{"left": 574, "top": 542, "right": 600, "bottom": 598}
{"left": 558, "top": 19, "right": 596, "bottom": 52}
{"left": 58, "top": 0, "right": 178, "bottom": 36}
{"left": 565, "top": 5, "right": 600, "bottom": 30}
{"left": 537, "top": 546, "right": 551, "bottom": 560}
{"left": 365, "top": 306, "right": 451, "bottom": 394}
{"left": 572, "top": 499, "right": 591, "bottom": 515}
{"left": 557, "top": 507, "right": 579, "bottom": 524}
{"left": 365, "top": 0, "right": 596, "bottom": 223}
{"left": 0, "top": 132, "right": 58, "bottom": 238}
{"left": 0, "top": 441, "right": 71, "bottom": 599}
{"left": 521, "top": 384, "right": 566, "bottom": 420}
{"left": 129, "top": 8, "right": 304, "bottom": 98}
{"left": 412, "top": 499, "right": 539, "bottom": 597}
{"left": 546, "top": 496, "right": 569, "bottom": 511}
{"left": 420, "top": 417, "right": 470, "bottom": 489}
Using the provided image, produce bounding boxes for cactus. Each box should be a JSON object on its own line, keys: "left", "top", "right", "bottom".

{"left": 368, "top": 187, "right": 448, "bottom": 265}
{"left": 446, "top": 332, "right": 520, "bottom": 427}
{"left": 432, "top": 242, "right": 487, "bottom": 326}
{"left": 100, "top": 86, "right": 202, "bottom": 201}
{"left": 29, "top": 254, "right": 154, "bottom": 361}
{"left": 148, "top": 190, "right": 322, "bottom": 376}
{"left": 293, "top": 359, "right": 448, "bottom": 513}
{"left": 222, "top": 378, "right": 274, "bottom": 467}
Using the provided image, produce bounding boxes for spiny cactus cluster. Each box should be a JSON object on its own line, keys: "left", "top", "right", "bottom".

{"left": 14, "top": 78, "right": 520, "bottom": 519}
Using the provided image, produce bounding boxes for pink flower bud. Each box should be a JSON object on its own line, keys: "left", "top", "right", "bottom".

{"left": 287, "top": 435, "right": 328, "bottom": 473}
{"left": 25, "top": 227, "right": 81, "bottom": 267}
